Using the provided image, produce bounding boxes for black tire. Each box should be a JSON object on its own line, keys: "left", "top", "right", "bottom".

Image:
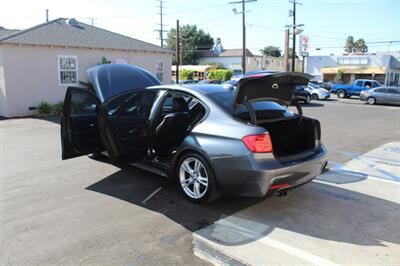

{"left": 176, "top": 152, "right": 219, "bottom": 203}
{"left": 304, "top": 95, "right": 311, "bottom": 104}
{"left": 337, "top": 90, "right": 346, "bottom": 98}
{"left": 367, "top": 97, "right": 376, "bottom": 105}
{"left": 345, "top": 95, "right": 351, "bottom": 98}
{"left": 312, "top": 94, "right": 319, "bottom": 100}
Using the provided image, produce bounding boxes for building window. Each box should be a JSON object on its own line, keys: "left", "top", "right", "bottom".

{"left": 337, "top": 57, "right": 368, "bottom": 65}
{"left": 58, "top": 55, "right": 78, "bottom": 85}
{"left": 156, "top": 60, "right": 164, "bottom": 83}
{"left": 115, "top": 58, "right": 127, "bottom": 64}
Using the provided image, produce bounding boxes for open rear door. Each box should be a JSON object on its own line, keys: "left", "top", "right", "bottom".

{"left": 61, "top": 87, "right": 104, "bottom": 160}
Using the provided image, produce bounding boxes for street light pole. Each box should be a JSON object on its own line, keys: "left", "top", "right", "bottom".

{"left": 229, "top": 0, "right": 257, "bottom": 75}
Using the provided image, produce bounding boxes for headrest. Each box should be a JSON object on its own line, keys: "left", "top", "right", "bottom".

{"left": 172, "top": 97, "right": 189, "bottom": 112}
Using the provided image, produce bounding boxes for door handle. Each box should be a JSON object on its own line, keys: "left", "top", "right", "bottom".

{"left": 89, "top": 122, "right": 96, "bottom": 127}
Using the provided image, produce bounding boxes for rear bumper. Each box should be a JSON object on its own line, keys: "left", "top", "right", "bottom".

{"left": 210, "top": 145, "right": 328, "bottom": 197}
{"left": 359, "top": 93, "right": 369, "bottom": 101}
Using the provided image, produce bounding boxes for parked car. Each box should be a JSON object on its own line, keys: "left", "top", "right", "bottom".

{"left": 304, "top": 85, "right": 331, "bottom": 100}
{"left": 331, "top": 79, "right": 381, "bottom": 98}
{"left": 61, "top": 64, "right": 327, "bottom": 203}
{"left": 294, "top": 85, "right": 312, "bottom": 104}
{"left": 360, "top": 87, "right": 400, "bottom": 105}
{"left": 197, "top": 79, "right": 221, "bottom": 84}
{"left": 222, "top": 79, "right": 238, "bottom": 89}
{"left": 244, "top": 70, "right": 279, "bottom": 78}
{"left": 179, "top": 80, "right": 198, "bottom": 84}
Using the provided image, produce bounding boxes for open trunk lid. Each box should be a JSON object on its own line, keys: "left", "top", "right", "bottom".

{"left": 233, "top": 72, "right": 312, "bottom": 107}
{"left": 87, "top": 64, "right": 160, "bottom": 102}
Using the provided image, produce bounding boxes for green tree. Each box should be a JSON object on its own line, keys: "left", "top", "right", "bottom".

{"left": 286, "top": 48, "right": 298, "bottom": 59}
{"left": 334, "top": 69, "right": 344, "bottom": 82}
{"left": 99, "top": 56, "right": 111, "bottom": 65}
{"left": 166, "top": 24, "right": 214, "bottom": 65}
{"left": 345, "top": 36, "right": 354, "bottom": 53}
{"left": 179, "top": 69, "right": 195, "bottom": 80}
{"left": 260, "top": 46, "right": 281, "bottom": 57}
{"left": 354, "top": 38, "right": 368, "bottom": 53}
{"left": 207, "top": 69, "right": 233, "bottom": 81}
{"left": 344, "top": 36, "right": 368, "bottom": 54}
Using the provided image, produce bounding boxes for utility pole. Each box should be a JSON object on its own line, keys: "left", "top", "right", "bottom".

{"left": 229, "top": 0, "right": 257, "bottom": 74}
{"left": 289, "top": 0, "right": 302, "bottom": 72}
{"left": 45, "top": 9, "right": 49, "bottom": 22}
{"left": 155, "top": 0, "right": 167, "bottom": 48}
{"left": 176, "top": 19, "right": 180, "bottom": 84}
{"left": 284, "top": 28, "right": 290, "bottom": 71}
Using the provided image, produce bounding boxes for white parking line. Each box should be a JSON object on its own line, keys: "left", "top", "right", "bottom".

{"left": 217, "top": 219, "right": 340, "bottom": 266}
{"left": 142, "top": 187, "right": 163, "bottom": 205}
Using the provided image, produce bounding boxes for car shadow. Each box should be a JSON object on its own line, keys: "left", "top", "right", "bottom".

{"left": 323, "top": 98, "right": 338, "bottom": 102}
{"left": 86, "top": 164, "right": 400, "bottom": 248}
{"left": 301, "top": 102, "right": 324, "bottom": 107}
{"left": 194, "top": 181, "right": 400, "bottom": 247}
{"left": 86, "top": 165, "right": 264, "bottom": 232}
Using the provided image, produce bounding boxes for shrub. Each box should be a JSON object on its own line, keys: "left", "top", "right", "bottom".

{"left": 52, "top": 101, "right": 64, "bottom": 115}
{"left": 207, "top": 69, "right": 233, "bottom": 81}
{"left": 179, "top": 69, "right": 195, "bottom": 80}
{"left": 334, "top": 69, "right": 344, "bottom": 82}
{"left": 37, "top": 101, "right": 52, "bottom": 115}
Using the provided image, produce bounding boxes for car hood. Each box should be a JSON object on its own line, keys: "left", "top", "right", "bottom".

{"left": 234, "top": 72, "right": 312, "bottom": 107}
{"left": 87, "top": 64, "right": 161, "bottom": 102}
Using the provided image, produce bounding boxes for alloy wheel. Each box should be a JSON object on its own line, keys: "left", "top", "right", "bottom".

{"left": 179, "top": 157, "right": 209, "bottom": 199}
{"left": 367, "top": 97, "right": 376, "bottom": 105}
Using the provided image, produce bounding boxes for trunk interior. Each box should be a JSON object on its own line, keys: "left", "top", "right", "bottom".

{"left": 258, "top": 117, "right": 320, "bottom": 159}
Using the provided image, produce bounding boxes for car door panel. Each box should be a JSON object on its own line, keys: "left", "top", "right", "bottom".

{"left": 61, "top": 87, "right": 104, "bottom": 160}
{"left": 98, "top": 90, "right": 157, "bottom": 163}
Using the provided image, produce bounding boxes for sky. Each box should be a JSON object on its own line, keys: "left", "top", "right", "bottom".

{"left": 0, "top": 0, "right": 399, "bottom": 56}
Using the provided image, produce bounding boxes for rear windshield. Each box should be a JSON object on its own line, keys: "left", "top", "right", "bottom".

{"left": 207, "top": 91, "right": 294, "bottom": 120}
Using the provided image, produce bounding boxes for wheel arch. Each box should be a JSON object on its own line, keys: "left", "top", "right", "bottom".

{"left": 172, "top": 147, "right": 221, "bottom": 191}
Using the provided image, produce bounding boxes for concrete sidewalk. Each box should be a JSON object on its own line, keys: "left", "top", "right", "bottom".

{"left": 193, "top": 143, "right": 400, "bottom": 265}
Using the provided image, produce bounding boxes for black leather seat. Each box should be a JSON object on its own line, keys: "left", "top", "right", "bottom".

{"left": 155, "top": 97, "right": 191, "bottom": 156}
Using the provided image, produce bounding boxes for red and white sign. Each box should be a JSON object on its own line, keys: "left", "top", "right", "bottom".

{"left": 299, "top": 35, "right": 309, "bottom": 57}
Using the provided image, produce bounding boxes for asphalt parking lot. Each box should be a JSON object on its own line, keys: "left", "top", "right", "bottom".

{"left": 1, "top": 97, "right": 399, "bottom": 265}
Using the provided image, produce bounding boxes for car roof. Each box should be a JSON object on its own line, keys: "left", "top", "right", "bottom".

{"left": 148, "top": 84, "right": 230, "bottom": 95}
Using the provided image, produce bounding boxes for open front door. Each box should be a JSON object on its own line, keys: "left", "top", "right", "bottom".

{"left": 61, "top": 87, "right": 104, "bottom": 160}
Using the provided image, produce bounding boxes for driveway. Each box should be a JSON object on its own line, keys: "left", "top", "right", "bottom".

{"left": 1, "top": 99, "right": 399, "bottom": 265}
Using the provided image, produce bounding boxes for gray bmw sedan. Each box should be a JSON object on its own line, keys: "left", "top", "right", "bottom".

{"left": 61, "top": 64, "right": 328, "bottom": 203}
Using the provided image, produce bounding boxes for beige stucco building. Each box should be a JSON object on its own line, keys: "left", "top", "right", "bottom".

{"left": 0, "top": 18, "right": 172, "bottom": 117}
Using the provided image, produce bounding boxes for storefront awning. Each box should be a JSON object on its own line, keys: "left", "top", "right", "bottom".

{"left": 321, "top": 66, "right": 387, "bottom": 74}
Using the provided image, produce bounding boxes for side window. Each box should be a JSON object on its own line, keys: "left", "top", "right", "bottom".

{"left": 372, "top": 82, "right": 379, "bottom": 88}
{"left": 104, "top": 92, "right": 135, "bottom": 116}
{"left": 387, "top": 89, "right": 399, "bottom": 94}
{"left": 71, "top": 91, "right": 98, "bottom": 115}
{"left": 375, "top": 88, "right": 387, "bottom": 93}
{"left": 364, "top": 81, "right": 372, "bottom": 87}
{"left": 356, "top": 81, "right": 363, "bottom": 87}
{"left": 156, "top": 61, "right": 164, "bottom": 83}
{"left": 122, "top": 92, "right": 156, "bottom": 117}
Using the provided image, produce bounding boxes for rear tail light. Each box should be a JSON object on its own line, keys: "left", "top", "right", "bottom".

{"left": 270, "top": 183, "right": 290, "bottom": 189}
{"left": 242, "top": 134, "right": 273, "bottom": 153}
